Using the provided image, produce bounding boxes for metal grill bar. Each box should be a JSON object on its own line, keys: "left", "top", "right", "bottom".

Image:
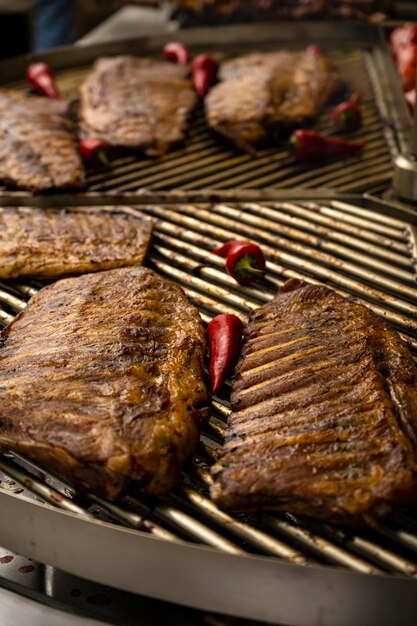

{"left": 0, "top": 455, "right": 93, "bottom": 519}
{"left": 244, "top": 203, "right": 411, "bottom": 267}
{"left": 178, "top": 470, "right": 307, "bottom": 563}
{"left": 87, "top": 494, "right": 182, "bottom": 543}
{"left": 306, "top": 524, "right": 417, "bottom": 576}
{"left": 260, "top": 515, "right": 382, "bottom": 574}
{"left": 329, "top": 200, "right": 408, "bottom": 228}
{"left": 0, "top": 310, "right": 13, "bottom": 327}
{"left": 150, "top": 502, "right": 245, "bottom": 554}
{"left": 141, "top": 203, "right": 417, "bottom": 341}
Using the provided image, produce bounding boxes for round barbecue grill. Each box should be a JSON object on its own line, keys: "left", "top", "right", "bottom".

{"left": 0, "top": 21, "right": 417, "bottom": 626}
{"left": 0, "top": 194, "right": 417, "bottom": 626}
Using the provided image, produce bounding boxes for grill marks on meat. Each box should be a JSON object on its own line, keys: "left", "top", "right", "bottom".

{"left": 0, "top": 207, "right": 153, "bottom": 280}
{"left": 211, "top": 279, "right": 417, "bottom": 525}
{"left": 205, "top": 51, "right": 340, "bottom": 151}
{"left": 0, "top": 267, "right": 208, "bottom": 499}
{"left": 79, "top": 56, "right": 198, "bottom": 157}
{"left": 0, "top": 91, "right": 85, "bottom": 193}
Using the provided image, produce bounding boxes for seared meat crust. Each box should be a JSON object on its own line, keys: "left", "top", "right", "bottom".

{"left": 205, "top": 51, "right": 340, "bottom": 151}
{"left": 0, "top": 267, "right": 208, "bottom": 499}
{"left": 211, "top": 279, "right": 417, "bottom": 524}
{"left": 0, "top": 90, "right": 85, "bottom": 193}
{"left": 79, "top": 56, "right": 197, "bottom": 157}
{"left": 0, "top": 207, "right": 153, "bottom": 280}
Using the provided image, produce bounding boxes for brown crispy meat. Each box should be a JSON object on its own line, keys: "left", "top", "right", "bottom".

{"left": 79, "top": 56, "right": 198, "bottom": 157}
{"left": 205, "top": 51, "right": 340, "bottom": 151}
{"left": 0, "top": 207, "right": 153, "bottom": 280}
{"left": 0, "top": 267, "right": 208, "bottom": 499}
{"left": 211, "top": 279, "right": 417, "bottom": 525}
{"left": 0, "top": 91, "right": 85, "bottom": 193}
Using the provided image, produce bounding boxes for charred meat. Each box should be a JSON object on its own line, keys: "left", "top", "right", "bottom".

{"left": 205, "top": 50, "right": 340, "bottom": 151}
{"left": 211, "top": 279, "right": 417, "bottom": 525}
{"left": 0, "top": 267, "right": 208, "bottom": 499}
{"left": 0, "top": 90, "right": 85, "bottom": 193}
{"left": 0, "top": 207, "right": 153, "bottom": 280}
{"left": 79, "top": 56, "right": 198, "bottom": 157}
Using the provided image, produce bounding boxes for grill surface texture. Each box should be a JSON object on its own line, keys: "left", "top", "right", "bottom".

{"left": 0, "top": 197, "right": 417, "bottom": 625}
{"left": 0, "top": 24, "right": 405, "bottom": 196}
{"left": 0, "top": 207, "right": 154, "bottom": 280}
{"left": 211, "top": 278, "right": 417, "bottom": 524}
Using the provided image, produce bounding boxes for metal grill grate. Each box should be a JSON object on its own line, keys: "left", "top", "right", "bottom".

{"left": 1, "top": 197, "right": 417, "bottom": 584}
{"left": 0, "top": 39, "right": 403, "bottom": 196}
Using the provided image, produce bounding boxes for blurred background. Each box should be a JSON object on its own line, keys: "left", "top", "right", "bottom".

{"left": 1, "top": 1, "right": 417, "bottom": 61}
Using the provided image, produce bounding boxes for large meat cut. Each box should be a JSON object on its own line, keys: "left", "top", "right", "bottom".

{"left": 79, "top": 56, "right": 198, "bottom": 157}
{"left": 211, "top": 279, "right": 417, "bottom": 525}
{"left": 205, "top": 50, "right": 340, "bottom": 151}
{"left": 0, "top": 207, "right": 153, "bottom": 280}
{"left": 0, "top": 90, "right": 85, "bottom": 193}
{"left": 0, "top": 267, "right": 208, "bottom": 499}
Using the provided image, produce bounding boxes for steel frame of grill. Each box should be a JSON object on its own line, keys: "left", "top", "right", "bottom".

{"left": 0, "top": 193, "right": 416, "bottom": 626}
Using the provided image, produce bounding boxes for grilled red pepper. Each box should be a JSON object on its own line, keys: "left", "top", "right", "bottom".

{"left": 332, "top": 92, "right": 363, "bottom": 133}
{"left": 213, "top": 240, "right": 241, "bottom": 258}
{"left": 289, "top": 130, "right": 365, "bottom": 163}
{"left": 207, "top": 313, "right": 244, "bottom": 394}
{"left": 390, "top": 24, "right": 417, "bottom": 62}
{"left": 192, "top": 54, "right": 219, "bottom": 96}
{"left": 225, "top": 241, "right": 266, "bottom": 285}
{"left": 79, "top": 138, "right": 111, "bottom": 166}
{"left": 163, "top": 42, "right": 190, "bottom": 65}
{"left": 306, "top": 45, "right": 323, "bottom": 56}
{"left": 406, "top": 88, "right": 416, "bottom": 113}
{"left": 26, "top": 62, "right": 60, "bottom": 99}
{"left": 396, "top": 44, "right": 417, "bottom": 92}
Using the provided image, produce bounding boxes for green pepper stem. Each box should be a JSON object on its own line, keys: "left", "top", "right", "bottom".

{"left": 234, "top": 254, "right": 265, "bottom": 278}
{"left": 288, "top": 135, "right": 298, "bottom": 152}
{"left": 339, "top": 110, "right": 355, "bottom": 125}
{"left": 96, "top": 148, "right": 109, "bottom": 166}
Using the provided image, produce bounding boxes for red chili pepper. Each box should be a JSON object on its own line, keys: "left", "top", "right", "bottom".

{"left": 207, "top": 313, "right": 244, "bottom": 394}
{"left": 331, "top": 92, "right": 363, "bottom": 133}
{"left": 163, "top": 42, "right": 190, "bottom": 65}
{"left": 406, "top": 88, "right": 416, "bottom": 113}
{"left": 306, "top": 45, "right": 323, "bottom": 56}
{"left": 289, "top": 130, "right": 365, "bottom": 163}
{"left": 225, "top": 241, "right": 266, "bottom": 285}
{"left": 396, "top": 44, "right": 417, "bottom": 92}
{"left": 79, "top": 138, "right": 111, "bottom": 166}
{"left": 192, "top": 54, "right": 219, "bottom": 97}
{"left": 26, "top": 62, "right": 60, "bottom": 99}
{"left": 213, "top": 240, "right": 242, "bottom": 258}
{"left": 390, "top": 24, "right": 417, "bottom": 62}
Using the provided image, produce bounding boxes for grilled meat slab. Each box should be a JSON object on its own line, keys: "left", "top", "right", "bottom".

{"left": 0, "top": 207, "right": 153, "bottom": 280}
{"left": 79, "top": 56, "right": 198, "bottom": 157}
{"left": 205, "top": 51, "right": 340, "bottom": 151}
{"left": 0, "top": 267, "right": 208, "bottom": 499}
{"left": 0, "top": 91, "right": 85, "bottom": 193}
{"left": 211, "top": 279, "right": 417, "bottom": 524}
